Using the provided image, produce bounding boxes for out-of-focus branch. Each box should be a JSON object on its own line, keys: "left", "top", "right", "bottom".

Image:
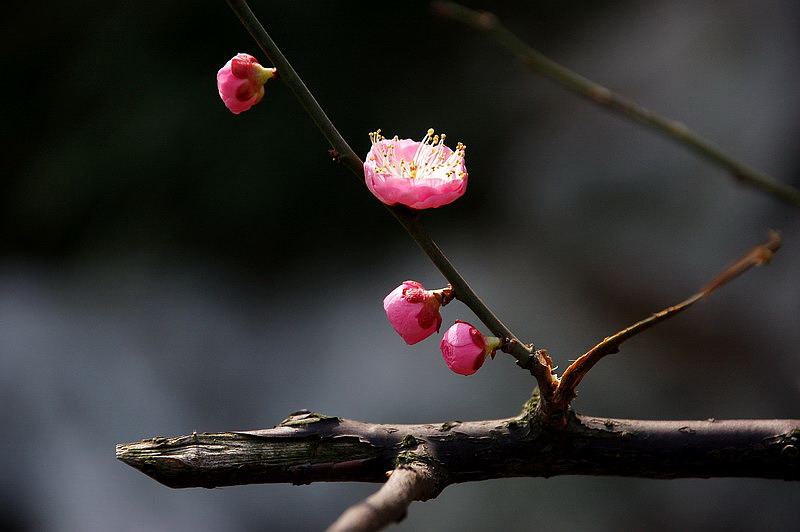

{"left": 222, "top": 0, "right": 556, "bottom": 391}
{"left": 551, "top": 232, "right": 782, "bottom": 417}
{"left": 432, "top": 1, "right": 800, "bottom": 208}
{"left": 117, "top": 410, "right": 800, "bottom": 489}
{"left": 327, "top": 463, "right": 443, "bottom": 532}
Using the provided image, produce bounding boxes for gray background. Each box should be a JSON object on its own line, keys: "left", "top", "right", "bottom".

{"left": 2, "top": 1, "right": 799, "bottom": 530}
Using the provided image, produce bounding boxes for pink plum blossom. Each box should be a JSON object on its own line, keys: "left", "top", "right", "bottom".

{"left": 364, "top": 129, "right": 468, "bottom": 209}
{"left": 440, "top": 321, "right": 501, "bottom": 376}
{"left": 217, "top": 53, "right": 276, "bottom": 114}
{"left": 383, "top": 281, "right": 452, "bottom": 344}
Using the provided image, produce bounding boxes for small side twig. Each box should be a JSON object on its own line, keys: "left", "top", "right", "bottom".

{"left": 552, "top": 231, "right": 782, "bottom": 408}
{"left": 432, "top": 1, "right": 800, "bottom": 208}
{"left": 326, "top": 463, "right": 444, "bottom": 532}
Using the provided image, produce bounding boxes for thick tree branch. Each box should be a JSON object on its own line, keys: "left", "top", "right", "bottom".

{"left": 117, "top": 410, "right": 800, "bottom": 489}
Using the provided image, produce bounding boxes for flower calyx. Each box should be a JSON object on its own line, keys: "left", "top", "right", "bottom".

{"left": 217, "top": 53, "right": 277, "bottom": 114}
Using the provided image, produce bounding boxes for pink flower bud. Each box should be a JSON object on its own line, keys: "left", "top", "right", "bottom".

{"left": 217, "top": 53, "right": 276, "bottom": 114}
{"left": 440, "top": 321, "right": 501, "bottom": 376}
{"left": 383, "top": 281, "right": 450, "bottom": 345}
{"left": 364, "top": 129, "right": 468, "bottom": 209}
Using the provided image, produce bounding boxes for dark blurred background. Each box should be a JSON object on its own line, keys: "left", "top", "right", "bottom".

{"left": 2, "top": 1, "right": 799, "bottom": 530}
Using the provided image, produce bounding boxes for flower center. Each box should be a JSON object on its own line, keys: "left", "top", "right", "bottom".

{"left": 369, "top": 128, "right": 467, "bottom": 180}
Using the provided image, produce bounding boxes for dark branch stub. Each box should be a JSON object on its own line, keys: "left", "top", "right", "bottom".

{"left": 327, "top": 463, "right": 445, "bottom": 532}
{"left": 327, "top": 149, "right": 341, "bottom": 163}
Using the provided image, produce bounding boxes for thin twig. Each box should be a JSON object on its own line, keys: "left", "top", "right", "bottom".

{"left": 389, "top": 211, "right": 558, "bottom": 394}
{"left": 432, "top": 1, "right": 800, "bottom": 208}
{"left": 223, "top": 0, "right": 557, "bottom": 392}
{"left": 224, "top": 0, "right": 362, "bottom": 175}
{"left": 327, "top": 464, "right": 443, "bottom": 532}
{"left": 552, "top": 231, "right": 782, "bottom": 406}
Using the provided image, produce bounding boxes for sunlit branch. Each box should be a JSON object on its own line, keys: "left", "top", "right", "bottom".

{"left": 117, "top": 411, "right": 800, "bottom": 487}
{"left": 553, "top": 232, "right": 782, "bottom": 407}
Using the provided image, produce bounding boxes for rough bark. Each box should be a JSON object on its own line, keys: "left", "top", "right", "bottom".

{"left": 116, "top": 409, "right": 800, "bottom": 489}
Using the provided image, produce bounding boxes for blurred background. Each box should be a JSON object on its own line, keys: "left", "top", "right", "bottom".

{"left": 2, "top": 0, "right": 799, "bottom": 530}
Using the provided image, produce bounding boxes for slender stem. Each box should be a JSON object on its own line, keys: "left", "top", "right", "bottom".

{"left": 553, "top": 232, "right": 782, "bottom": 406}
{"left": 433, "top": 1, "right": 800, "bottom": 208}
{"left": 223, "top": 0, "right": 557, "bottom": 392}
{"left": 390, "top": 209, "right": 557, "bottom": 393}
{"left": 391, "top": 212, "right": 514, "bottom": 344}
{"left": 224, "top": 0, "right": 362, "bottom": 175}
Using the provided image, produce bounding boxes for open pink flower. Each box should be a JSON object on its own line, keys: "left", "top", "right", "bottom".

{"left": 440, "top": 321, "right": 501, "bottom": 376}
{"left": 217, "top": 53, "right": 276, "bottom": 114}
{"left": 383, "top": 281, "right": 451, "bottom": 344}
{"left": 364, "top": 129, "right": 468, "bottom": 209}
